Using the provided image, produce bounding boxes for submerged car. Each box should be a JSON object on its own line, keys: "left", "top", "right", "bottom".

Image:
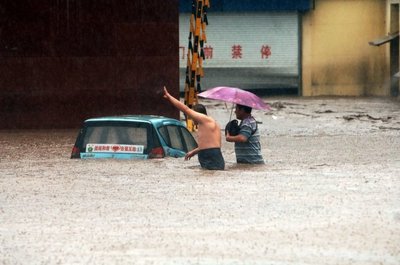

{"left": 71, "top": 115, "right": 198, "bottom": 159}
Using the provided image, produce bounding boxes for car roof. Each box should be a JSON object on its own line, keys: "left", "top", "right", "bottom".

{"left": 84, "top": 115, "right": 184, "bottom": 126}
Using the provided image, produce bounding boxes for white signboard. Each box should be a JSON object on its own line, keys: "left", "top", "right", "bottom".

{"left": 179, "top": 12, "right": 298, "bottom": 73}
{"left": 86, "top": 144, "right": 144, "bottom": 154}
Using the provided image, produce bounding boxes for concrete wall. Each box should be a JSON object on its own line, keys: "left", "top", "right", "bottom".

{"left": 302, "top": 0, "right": 389, "bottom": 96}
{"left": 0, "top": 0, "right": 179, "bottom": 129}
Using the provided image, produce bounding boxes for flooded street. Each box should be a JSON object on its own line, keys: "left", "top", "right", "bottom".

{"left": 1, "top": 97, "right": 400, "bottom": 264}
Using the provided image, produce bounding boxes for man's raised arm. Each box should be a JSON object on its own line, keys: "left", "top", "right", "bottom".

{"left": 162, "top": 86, "right": 206, "bottom": 124}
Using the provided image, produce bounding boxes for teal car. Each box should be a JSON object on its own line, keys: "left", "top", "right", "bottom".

{"left": 71, "top": 115, "right": 198, "bottom": 159}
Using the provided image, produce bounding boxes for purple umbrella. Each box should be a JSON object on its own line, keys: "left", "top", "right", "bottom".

{"left": 198, "top": 86, "right": 271, "bottom": 110}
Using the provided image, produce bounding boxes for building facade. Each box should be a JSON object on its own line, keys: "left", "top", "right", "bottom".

{"left": 0, "top": 0, "right": 179, "bottom": 129}
{"left": 302, "top": 0, "right": 390, "bottom": 96}
{"left": 0, "top": 1, "right": 396, "bottom": 128}
{"left": 180, "top": 0, "right": 395, "bottom": 97}
{"left": 179, "top": 0, "right": 312, "bottom": 94}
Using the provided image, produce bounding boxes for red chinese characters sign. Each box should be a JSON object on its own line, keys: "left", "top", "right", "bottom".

{"left": 261, "top": 45, "right": 272, "bottom": 59}
{"left": 180, "top": 44, "right": 272, "bottom": 60}
{"left": 203, "top": 45, "right": 214, "bottom": 59}
{"left": 231, "top": 45, "right": 243, "bottom": 59}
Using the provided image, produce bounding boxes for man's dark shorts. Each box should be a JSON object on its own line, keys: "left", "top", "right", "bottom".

{"left": 198, "top": 148, "right": 225, "bottom": 170}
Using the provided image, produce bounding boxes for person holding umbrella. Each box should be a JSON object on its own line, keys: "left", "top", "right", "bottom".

{"left": 225, "top": 104, "right": 265, "bottom": 164}
{"left": 162, "top": 86, "right": 225, "bottom": 170}
{"left": 198, "top": 86, "right": 269, "bottom": 165}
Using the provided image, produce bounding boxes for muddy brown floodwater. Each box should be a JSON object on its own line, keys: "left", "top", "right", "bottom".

{"left": 1, "top": 96, "right": 400, "bottom": 264}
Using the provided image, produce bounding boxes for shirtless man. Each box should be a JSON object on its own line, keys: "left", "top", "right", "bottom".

{"left": 163, "top": 86, "right": 225, "bottom": 170}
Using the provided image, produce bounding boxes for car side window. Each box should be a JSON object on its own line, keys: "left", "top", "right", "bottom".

{"left": 159, "top": 125, "right": 185, "bottom": 150}
{"left": 158, "top": 126, "right": 170, "bottom": 146}
{"left": 159, "top": 125, "right": 198, "bottom": 152}
{"left": 159, "top": 125, "right": 184, "bottom": 151}
{"left": 180, "top": 127, "right": 198, "bottom": 151}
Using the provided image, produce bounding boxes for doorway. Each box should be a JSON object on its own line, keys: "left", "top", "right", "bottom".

{"left": 390, "top": 4, "right": 399, "bottom": 96}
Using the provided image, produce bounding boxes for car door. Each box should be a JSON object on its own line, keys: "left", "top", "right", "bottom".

{"left": 158, "top": 124, "right": 198, "bottom": 157}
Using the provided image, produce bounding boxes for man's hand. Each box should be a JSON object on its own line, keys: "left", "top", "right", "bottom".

{"left": 225, "top": 132, "right": 232, "bottom": 142}
{"left": 185, "top": 148, "right": 199, "bottom": 160}
{"left": 185, "top": 149, "right": 196, "bottom": 160}
{"left": 163, "top": 86, "right": 170, "bottom": 100}
{"left": 226, "top": 133, "right": 248, "bottom": 143}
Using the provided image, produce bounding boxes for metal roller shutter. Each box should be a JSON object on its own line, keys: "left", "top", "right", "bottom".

{"left": 179, "top": 12, "right": 299, "bottom": 91}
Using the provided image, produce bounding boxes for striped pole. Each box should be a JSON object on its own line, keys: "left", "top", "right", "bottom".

{"left": 184, "top": 0, "right": 210, "bottom": 131}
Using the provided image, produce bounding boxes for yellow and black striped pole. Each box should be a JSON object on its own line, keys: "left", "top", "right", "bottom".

{"left": 184, "top": 0, "right": 210, "bottom": 131}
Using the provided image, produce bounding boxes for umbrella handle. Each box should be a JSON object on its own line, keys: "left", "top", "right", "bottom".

{"left": 229, "top": 104, "right": 234, "bottom": 122}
